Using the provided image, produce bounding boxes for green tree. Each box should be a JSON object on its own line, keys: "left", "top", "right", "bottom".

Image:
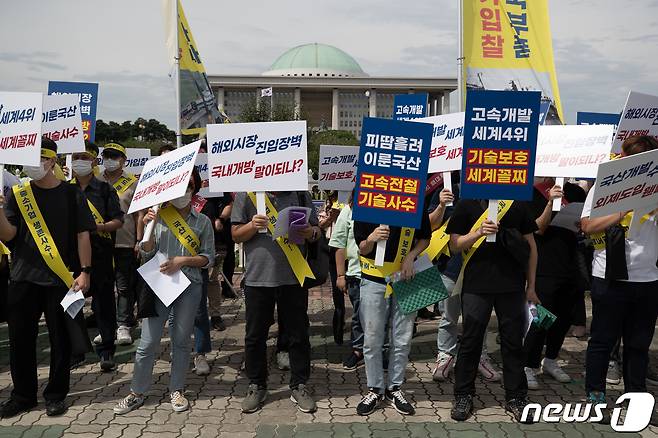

{"left": 307, "top": 130, "right": 359, "bottom": 176}
{"left": 238, "top": 97, "right": 301, "bottom": 123}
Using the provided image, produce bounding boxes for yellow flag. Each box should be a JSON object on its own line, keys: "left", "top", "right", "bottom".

{"left": 463, "top": 0, "right": 563, "bottom": 124}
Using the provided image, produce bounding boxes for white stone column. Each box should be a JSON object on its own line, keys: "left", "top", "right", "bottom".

{"left": 294, "top": 88, "right": 301, "bottom": 118}
{"left": 256, "top": 88, "right": 261, "bottom": 110}
{"left": 442, "top": 90, "right": 451, "bottom": 115}
{"left": 332, "top": 89, "right": 339, "bottom": 130}
{"left": 369, "top": 89, "right": 377, "bottom": 117}
{"left": 216, "top": 87, "right": 225, "bottom": 112}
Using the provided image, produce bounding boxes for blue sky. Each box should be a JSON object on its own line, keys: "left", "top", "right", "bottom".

{"left": 2, "top": 0, "right": 657, "bottom": 127}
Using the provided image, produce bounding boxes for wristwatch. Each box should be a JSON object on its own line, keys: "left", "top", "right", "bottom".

{"left": 81, "top": 266, "right": 92, "bottom": 274}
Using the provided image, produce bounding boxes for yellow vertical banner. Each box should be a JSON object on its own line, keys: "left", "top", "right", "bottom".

{"left": 463, "top": 0, "right": 563, "bottom": 124}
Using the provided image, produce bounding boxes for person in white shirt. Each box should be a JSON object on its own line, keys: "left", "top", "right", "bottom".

{"left": 580, "top": 135, "right": 658, "bottom": 425}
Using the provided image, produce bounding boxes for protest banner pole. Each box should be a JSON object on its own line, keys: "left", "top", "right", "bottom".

{"left": 256, "top": 192, "right": 267, "bottom": 234}
{"left": 552, "top": 177, "right": 564, "bottom": 211}
{"left": 66, "top": 155, "right": 73, "bottom": 180}
{"left": 375, "top": 225, "right": 388, "bottom": 266}
{"left": 487, "top": 200, "right": 497, "bottom": 243}
{"left": 174, "top": 0, "right": 182, "bottom": 148}
{"left": 141, "top": 204, "right": 161, "bottom": 244}
{"left": 442, "top": 171, "right": 453, "bottom": 206}
{"left": 0, "top": 165, "right": 4, "bottom": 195}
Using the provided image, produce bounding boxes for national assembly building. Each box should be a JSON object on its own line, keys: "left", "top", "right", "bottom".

{"left": 208, "top": 43, "right": 458, "bottom": 140}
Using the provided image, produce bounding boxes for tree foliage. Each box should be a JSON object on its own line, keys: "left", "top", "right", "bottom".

{"left": 307, "top": 130, "right": 359, "bottom": 176}
{"left": 95, "top": 118, "right": 176, "bottom": 144}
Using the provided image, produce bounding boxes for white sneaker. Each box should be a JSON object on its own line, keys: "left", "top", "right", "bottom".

{"left": 116, "top": 326, "right": 132, "bottom": 346}
{"left": 194, "top": 354, "right": 210, "bottom": 376}
{"left": 525, "top": 367, "right": 540, "bottom": 390}
{"left": 93, "top": 334, "right": 102, "bottom": 345}
{"left": 170, "top": 390, "right": 189, "bottom": 412}
{"left": 277, "top": 351, "right": 290, "bottom": 371}
{"left": 432, "top": 353, "right": 455, "bottom": 382}
{"left": 114, "top": 392, "right": 144, "bottom": 415}
{"left": 478, "top": 354, "right": 501, "bottom": 382}
{"left": 542, "top": 358, "right": 571, "bottom": 383}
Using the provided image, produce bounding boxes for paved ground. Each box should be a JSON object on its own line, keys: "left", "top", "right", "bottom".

{"left": 0, "top": 280, "right": 657, "bottom": 438}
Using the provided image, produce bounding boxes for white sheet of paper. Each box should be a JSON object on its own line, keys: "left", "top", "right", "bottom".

{"left": 413, "top": 254, "right": 434, "bottom": 273}
{"left": 550, "top": 202, "right": 584, "bottom": 233}
{"left": 137, "top": 251, "right": 191, "bottom": 307}
{"left": 60, "top": 289, "right": 85, "bottom": 319}
{"left": 524, "top": 304, "right": 534, "bottom": 340}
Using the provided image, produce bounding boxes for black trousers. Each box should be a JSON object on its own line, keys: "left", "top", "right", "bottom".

{"left": 7, "top": 281, "right": 71, "bottom": 405}
{"left": 115, "top": 247, "right": 138, "bottom": 327}
{"left": 245, "top": 285, "right": 311, "bottom": 389}
{"left": 0, "top": 257, "right": 9, "bottom": 323}
{"left": 329, "top": 247, "right": 345, "bottom": 345}
{"left": 585, "top": 278, "right": 658, "bottom": 394}
{"left": 524, "top": 276, "right": 577, "bottom": 368}
{"left": 91, "top": 261, "right": 117, "bottom": 358}
{"left": 221, "top": 242, "right": 235, "bottom": 294}
{"left": 455, "top": 291, "right": 527, "bottom": 400}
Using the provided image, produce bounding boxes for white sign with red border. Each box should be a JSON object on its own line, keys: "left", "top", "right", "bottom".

{"left": 612, "top": 91, "right": 658, "bottom": 154}
{"left": 413, "top": 112, "right": 464, "bottom": 173}
{"left": 0, "top": 91, "right": 42, "bottom": 166}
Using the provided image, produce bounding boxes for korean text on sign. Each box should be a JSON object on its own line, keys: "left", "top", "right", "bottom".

{"left": 0, "top": 91, "right": 42, "bottom": 166}
{"left": 480, "top": 0, "right": 531, "bottom": 59}
{"left": 352, "top": 117, "right": 433, "bottom": 229}
{"left": 414, "top": 112, "right": 465, "bottom": 173}
{"left": 393, "top": 93, "right": 429, "bottom": 122}
{"left": 47, "top": 81, "right": 99, "bottom": 142}
{"left": 461, "top": 90, "right": 541, "bottom": 201}
{"left": 612, "top": 91, "right": 658, "bottom": 154}
{"left": 318, "top": 145, "right": 359, "bottom": 192}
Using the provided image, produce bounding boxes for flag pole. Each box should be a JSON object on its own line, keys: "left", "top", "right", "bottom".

{"left": 174, "top": 0, "right": 182, "bottom": 148}
{"left": 457, "top": 0, "right": 464, "bottom": 113}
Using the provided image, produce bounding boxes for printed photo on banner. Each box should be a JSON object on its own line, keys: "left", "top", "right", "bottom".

{"left": 98, "top": 147, "right": 151, "bottom": 175}
{"left": 588, "top": 148, "right": 658, "bottom": 218}
{"left": 128, "top": 140, "right": 200, "bottom": 214}
{"left": 318, "top": 144, "right": 359, "bottom": 192}
{"left": 47, "top": 81, "right": 99, "bottom": 142}
{"left": 351, "top": 117, "right": 433, "bottom": 229}
{"left": 535, "top": 125, "right": 615, "bottom": 178}
{"left": 206, "top": 120, "right": 308, "bottom": 193}
{"left": 414, "top": 112, "right": 464, "bottom": 173}
{"left": 612, "top": 91, "right": 658, "bottom": 154}
{"left": 0, "top": 91, "right": 42, "bottom": 166}
{"left": 393, "top": 93, "right": 428, "bottom": 121}
{"left": 41, "top": 94, "right": 85, "bottom": 154}
{"left": 577, "top": 111, "right": 621, "bottom": 130}
{"left": 460, "top": 90, "right": 541, "bottom": 201}
{"left": 194, "top": 153, "right": 223, "bottom": 198}
{"left": 463, "top": 0, "right": 563, "bottom": 124}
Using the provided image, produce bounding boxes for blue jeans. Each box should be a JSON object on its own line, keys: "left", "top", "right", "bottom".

{"left": 194, "top": 271, "right": 212, "bottom": 354}
{"left": 436, "top": 274, "right": 489, "bottom": 358}
{"left": 347, "top": 276, "right": 364, "bottom": 351}
{"left": 132, "top": 282, "right": 202, "bottom": 394}
{"left": 359, "top": 278, "right": 415, "bottom": 391}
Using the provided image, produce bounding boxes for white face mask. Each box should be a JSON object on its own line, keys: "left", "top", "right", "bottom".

{"left": 71, "top": 160, "right": 93, "bottom": 177}
{"left": 23, "top": 162, "right": 50, "bottom": 181}
{"left": 170, "top": 189, "right": 193, "bottom": 209}
{"left": 103, "top": 158, "right": 122, "bottom": 172}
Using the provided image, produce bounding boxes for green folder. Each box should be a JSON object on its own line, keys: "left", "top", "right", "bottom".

{"left": 534, "top": 304, "right": 557, "bottom": 330}
{"left": 392, "top": 267, "right": 449, "bottom": 315}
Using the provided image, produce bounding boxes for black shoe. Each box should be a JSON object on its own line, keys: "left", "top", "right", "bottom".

{"left": 417, "top": 307, "right": 437, "bottom": 320}
{"left": 222, "top": 287, "right": 237, "bottom": 299}
{"left": 45, "top": 400, "right": 67, "bottom": 417}
{"left": 385, "top": 387, "right": 415, "bottom": 415}
{"left": 100, "top": 354, "right": 116, "bottom": 372}
{"left": 451, "top": 395, "right": 473, "bottom": 421}
{"left": 505, "top": 398, "right": 535, "bottom": 424}
{"left": 70, "top": 355, "right": 85, "bottom": 370}
{"left": 356, "top": 389, "right": 383, "bottom": 416}
{"left": 211, "top": 316, "right": 226, "bottom": 331}
{"left": 0, "top": 399, "right": 36, "bottom": 419}
{"left": 342, "top": 351, "right": 364, "bottom": 371}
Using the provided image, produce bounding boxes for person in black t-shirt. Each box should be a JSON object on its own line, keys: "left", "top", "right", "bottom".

{"left": 352, "top": 216, "right": 431, "bottom": 416}
{"left": 523, "top": 181, "right": 586, "bottom": 390}
{"left": 70, "top": 141, "right": 124, "bottom": 372}
{"left": 0, "top": 138, "right": 96, "bottom": 419}
{"left": 446, "top": 199, "right": 538, "bottom": 423}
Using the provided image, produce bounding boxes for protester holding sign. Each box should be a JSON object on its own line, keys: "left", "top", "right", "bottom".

{"left": 580, "top": 136, "right": 658, "bottom": 421}
{"left": 70, "top": 141, "right": 124, "bottom": 372}
{"left": 0, "top": 138, "right": 96, "bottom": 418}
{"left": 97, "top": 142, "right": 144, "bottom": 345}
{"left": 231, "top": 191, "right": 320, "bottom": 415}
{"left": 523, "top": 180, "right": 587, "bottom": 390}
{"left": 0, "top": 170, "right": 20, "bottom": 325}
{"left": 447, "top": 198, "right": 539, "bottom": 423}
{"left": 114, "top": 169, "right": 214, "bottom": 415}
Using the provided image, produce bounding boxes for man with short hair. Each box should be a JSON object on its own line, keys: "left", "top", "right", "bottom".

{"left": 71, "top": 141, "right": 124, "bottom": 371}
{"left": 0, "top": 138, "right": 96, "bottom": 418}
{"left": 98, "top": 142, "right": 144, "bottom": 345}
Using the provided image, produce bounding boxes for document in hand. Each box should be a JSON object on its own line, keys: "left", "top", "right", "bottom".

{"left": 273, "top": 206, "right": 310, "bottom": 244}
{"left": 60, "top": 289, "right": 85, "bottom": 319}
{"left": 137, "top": 251, "right": 191, "bottom": 307}
{"left": 550, "top": 202, "right": 584, "bottom": 233}
{"left": 391, "top": 256, "right": 449, "bottom": 315}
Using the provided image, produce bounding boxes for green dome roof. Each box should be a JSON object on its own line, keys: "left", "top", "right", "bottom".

{"left": 263, "top": 43, "right": 367, "bottom": 78}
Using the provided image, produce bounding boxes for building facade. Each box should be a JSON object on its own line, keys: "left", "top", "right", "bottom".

{"left": 208, "top": 43, "right": 457, "bottom": 139}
